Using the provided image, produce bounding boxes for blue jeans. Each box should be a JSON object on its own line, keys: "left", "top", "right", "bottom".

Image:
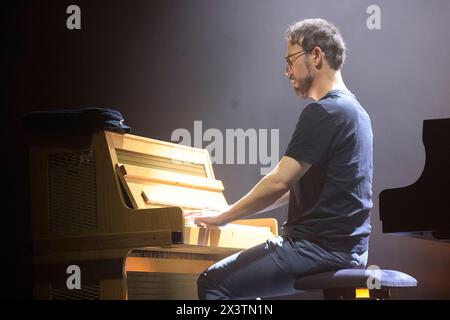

{"left": 197, "top": 236, "right": 368, "bottom": 300}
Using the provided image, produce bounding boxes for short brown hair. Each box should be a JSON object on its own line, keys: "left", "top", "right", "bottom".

{"left": 285, "top": 18, "right": 346, "bottom": 70}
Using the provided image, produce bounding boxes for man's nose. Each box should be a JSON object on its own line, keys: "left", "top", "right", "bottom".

{"left": 285, "top": 66, "right": 292, "bottom": 78}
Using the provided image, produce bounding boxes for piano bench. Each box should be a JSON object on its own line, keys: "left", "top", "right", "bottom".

{"left": 294, "top": 269, "right": 417, "bottom": 300}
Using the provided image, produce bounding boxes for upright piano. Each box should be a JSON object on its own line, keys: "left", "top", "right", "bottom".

{"left": 29, "top": 130, "right": 278, "bottom": 299}
{"left": 379, "top": 118, "right": 450, "bottom": 242}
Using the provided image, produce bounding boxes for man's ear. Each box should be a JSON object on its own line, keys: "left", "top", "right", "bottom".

{"left": 311, "top": 46, "right": 324, "bottom": 69}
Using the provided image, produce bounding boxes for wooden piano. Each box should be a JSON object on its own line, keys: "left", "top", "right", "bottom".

{"left": 29, "top": 130, "right": 278, "bottom": 299}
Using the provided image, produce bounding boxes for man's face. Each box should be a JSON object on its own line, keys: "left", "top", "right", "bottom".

{"left": 285, "top": 41, "right": 314, "bottom": 98}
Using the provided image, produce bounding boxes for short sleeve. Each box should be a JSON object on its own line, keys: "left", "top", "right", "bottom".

{"left": 284, "top": 104, "right": 338, "bottom": 166}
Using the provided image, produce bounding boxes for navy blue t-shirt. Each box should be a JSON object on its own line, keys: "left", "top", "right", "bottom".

{"left": 283, "top": 89, "right": 373, "bottom": 254}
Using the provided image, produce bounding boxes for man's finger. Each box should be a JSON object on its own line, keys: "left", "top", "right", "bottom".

{"left": 183, "top": 210, "right": 205, "bottom": 217}
{"left": 194, "top": 218, "right": 207, "bottom": 227}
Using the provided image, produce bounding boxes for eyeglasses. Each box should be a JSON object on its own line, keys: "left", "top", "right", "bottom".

{"left": 285, "top": 50, "right": 307, "bottom": 69}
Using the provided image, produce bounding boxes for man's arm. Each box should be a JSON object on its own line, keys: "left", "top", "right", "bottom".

{"left": 194, "top": 156, "right": 311, "bottom": 226}
{"left": 254, "top": 190, "right": 290, "bottom": 215}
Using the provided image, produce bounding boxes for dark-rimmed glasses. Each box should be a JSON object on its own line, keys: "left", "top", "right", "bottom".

{"left": 285, "top": 50, "right": 307, "bottom": 69}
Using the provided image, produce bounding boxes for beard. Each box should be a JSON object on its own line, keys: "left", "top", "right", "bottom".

{"left": 294, "top": 61, "right": 314, "bottom": 98}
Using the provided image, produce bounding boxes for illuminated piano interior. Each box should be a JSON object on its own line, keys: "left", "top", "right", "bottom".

{"left": 30, "top": 130, "right": 278, "bottom": 299}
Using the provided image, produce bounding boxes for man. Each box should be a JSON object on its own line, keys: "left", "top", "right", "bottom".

{"left": 189, "top": 18, "right": 373, "bottom": 299}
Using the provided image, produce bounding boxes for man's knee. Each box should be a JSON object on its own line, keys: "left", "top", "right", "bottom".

{"left": 197, "top": 272, "right": 232, "bottom": 300}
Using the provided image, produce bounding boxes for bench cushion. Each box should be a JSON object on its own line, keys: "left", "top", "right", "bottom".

{"left": 294, "top": 269, "right": 417, "bottom": 290}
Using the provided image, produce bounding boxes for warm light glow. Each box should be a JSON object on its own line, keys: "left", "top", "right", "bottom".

{"left": 355, "top": 288, "right": 370, "bottom": 299}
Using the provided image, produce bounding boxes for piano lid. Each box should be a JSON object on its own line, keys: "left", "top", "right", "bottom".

{"left": 379, "top": 118, "right": 450, "bottom": 242}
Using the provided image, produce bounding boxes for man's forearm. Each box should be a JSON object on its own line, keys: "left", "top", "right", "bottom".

{"left": 220, "top": 175, "right": 290, "bottom": 224}
{"left": 256, "top": 190, "right": 290, "bottom": 214}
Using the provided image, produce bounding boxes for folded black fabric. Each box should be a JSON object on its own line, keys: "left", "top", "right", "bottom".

{"left": 22, "top": 107, "right": 131, "bottom": 134}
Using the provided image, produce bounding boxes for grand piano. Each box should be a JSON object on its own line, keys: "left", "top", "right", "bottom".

{"left": 29, "top": 130, "right": 278, "bottom": 299}
{"left": 379, "top": 118, "right": 450, "bottom": 242}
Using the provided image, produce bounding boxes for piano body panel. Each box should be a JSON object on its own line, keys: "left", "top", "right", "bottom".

{"left": 29, "top": 130, "right": 278, "bottom": 299}
{"left": 33, "top": 278, "right": 127, "bottom": 300}
{"left": 33, "top": 246, "right": 130, "bottom": 300}
{"left": 33, "top": 245, "right": 241, "bottom": 300}
{"left": 105, "top": 131, "right": 216, "bottom": 179}
{"left": 124, "top": 175, "right": 228, "bottom": 211}
{"left": 33, "top": 230, "right": 176, "bottom": 255}
{"left": 29, "top": 132, "right": 185, "bottom": 239}
{"left": 379, "top": 118, "right": 450, "bottom": 241}
{"left": 124, "top": 246, "right": 239, "bottom": 300}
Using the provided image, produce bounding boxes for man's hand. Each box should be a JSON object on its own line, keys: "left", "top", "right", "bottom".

{"left": 184, "top": 208, "right": 229, "bottom": 227}
{"left": 194, "top": 213, "right": 226, "bottom": 227}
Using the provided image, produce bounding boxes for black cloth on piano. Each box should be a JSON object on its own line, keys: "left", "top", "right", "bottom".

{"left": 22, "top": 107, "right": 131, "bottom": 134}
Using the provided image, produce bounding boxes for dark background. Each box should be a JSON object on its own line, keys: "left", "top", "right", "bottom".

{"left": 3, "top": 0, "right": 450, "bottom": 299}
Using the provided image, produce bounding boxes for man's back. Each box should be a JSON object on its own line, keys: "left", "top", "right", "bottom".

{"left": 283, "top": 89, "right": 373, "bottom": 255}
